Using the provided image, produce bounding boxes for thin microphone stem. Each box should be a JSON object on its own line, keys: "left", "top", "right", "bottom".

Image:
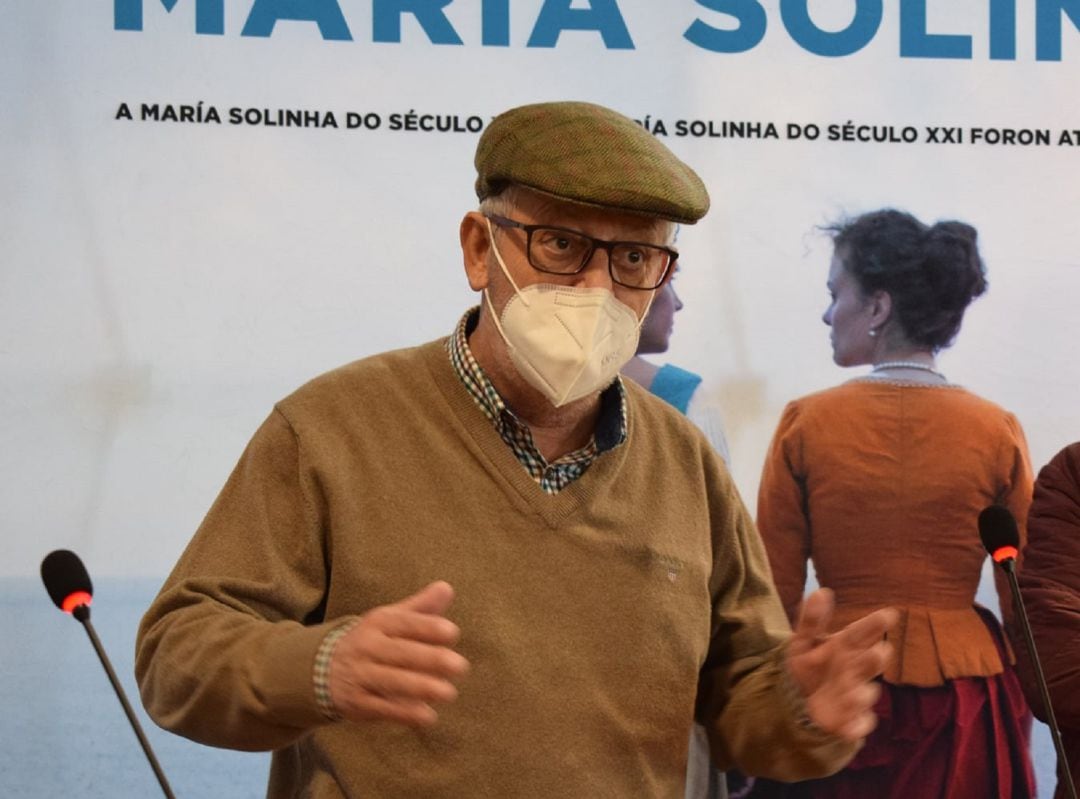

{"left": 1002, "top": 561, "right": 1078, "bottom": 799}
{"left": 77, "top": 612, "right": 177, "bottom": 799}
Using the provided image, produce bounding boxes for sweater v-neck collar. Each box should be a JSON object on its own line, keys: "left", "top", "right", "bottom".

{"left": 423, "top": 339, "right": 631, "bottom": 528}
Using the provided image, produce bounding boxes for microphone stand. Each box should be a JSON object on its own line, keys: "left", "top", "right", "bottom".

{"left": 74, "top": 605, "right": 178, "bottom": 799}
{"left": 999, "top": 560, "right": 1078, "bottom": 799}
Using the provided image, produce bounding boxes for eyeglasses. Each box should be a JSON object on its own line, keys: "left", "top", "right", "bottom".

{"left": 486, "top": 214, "right": 678, "bottom": 291}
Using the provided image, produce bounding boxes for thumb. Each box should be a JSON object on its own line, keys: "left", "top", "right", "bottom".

{"left": 791, "top": 588, "right": 834, "bottom": 653}
{"left": 397, "top": 580, "right": 456, "bottom": 616}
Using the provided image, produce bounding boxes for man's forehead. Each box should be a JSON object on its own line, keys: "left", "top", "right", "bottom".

{"left": 509, "top": 187, "right": 674, "bottom": 240}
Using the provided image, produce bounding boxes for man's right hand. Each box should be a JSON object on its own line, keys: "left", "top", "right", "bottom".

{"left": 329, "top": 580, "right": 470, "bottom": 727}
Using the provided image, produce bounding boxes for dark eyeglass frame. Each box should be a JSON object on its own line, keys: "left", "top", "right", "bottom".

{"left": 486, "top": 214, "right": 678, "bottom": 291}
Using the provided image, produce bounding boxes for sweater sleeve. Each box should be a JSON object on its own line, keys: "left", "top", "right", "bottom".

{"left": 135, "top": 408, "right": 349, "bottom": 751}
{"left": 698, "top": 452, "right": 858, "bottom": 780}
{"left": 756, "top": 402, "right": 811, "bottom": 624}
{"left": 1015, "top": 443, "right": 1080, "bottom": 729}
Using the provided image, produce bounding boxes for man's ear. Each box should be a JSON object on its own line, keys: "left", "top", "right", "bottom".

{"left": 460, "top": 212, "right": 491, "bottom": 291}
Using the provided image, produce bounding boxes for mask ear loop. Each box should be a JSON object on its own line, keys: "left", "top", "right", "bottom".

{"left": 484, "top": 218, "right": 530, "bottom": 306}
{"left": 635, "top": 282, "right": 658, "bottom": 329}
{"left": 482, "top": 218, "right": 527, "bottom": 347}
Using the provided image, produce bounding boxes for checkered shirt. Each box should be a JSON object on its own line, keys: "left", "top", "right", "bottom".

{"left": 446, "top": 307, "right": 627, "bottom": 494}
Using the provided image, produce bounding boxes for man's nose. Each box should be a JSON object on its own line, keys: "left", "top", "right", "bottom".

{"left": 572, "top": 247, "right": 615, "bottom": 290}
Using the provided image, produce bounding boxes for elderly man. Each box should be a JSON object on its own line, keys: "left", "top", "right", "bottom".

{"left": 136, "top": 101, "right": 894, "bottom": 798}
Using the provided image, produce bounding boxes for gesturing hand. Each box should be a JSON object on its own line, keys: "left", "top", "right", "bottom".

{"left": 785, "top": 588, "right": 897, "bottom": 741}
{"left": 329, "top": 581, "right": 470, "bottom": 728}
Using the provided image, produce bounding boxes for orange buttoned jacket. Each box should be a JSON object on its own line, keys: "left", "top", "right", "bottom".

{"left": 757, "top": 379, "right": 1033, "bottom": 687}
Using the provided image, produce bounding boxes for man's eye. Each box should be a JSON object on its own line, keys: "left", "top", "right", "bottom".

{"left": 537, "top": 233, "right": 570, "bottom": 249}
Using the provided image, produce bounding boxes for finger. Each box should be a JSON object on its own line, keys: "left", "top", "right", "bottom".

{"left": 396, "top": 581, "right": 456, "bottom": 616}
{"left": 845, "top": 640, "right": 893, "bottom": 683}
{"left": 826, "top": 679, "right": 882, "bottom": 718}
{"left": 836, "top": 708, "right": 880, "bottom": 741}
{"left": 808, "top": 681, "right": 880, "bottom": 738}
{"left": 339, "top": 692, "right": 440, "bottom": 728}
{"left": 802, "top": 641, "right": 882, "bottom": 705}
{"left": 834, "top": 607, "right": 898, "bottom": 650}
{"left": 790, "top": 588, "right": 834, "bottom": 655}
{"left": 795, "top": 588, "right": 834, "bottom": 636}
{"left": 370, "top": 636, "right": 471, "bottom": 680}
{"left": 349, "top": 662, "right": 461, "bottom": 705}
{"left": 824, "top": 624, "right": 894, "bottom": 682}
{"left": 364, "top": 606, "right": 461, "bottom": 645}
{"left": 818, "top": 639, "right": 892, "bottom": 690}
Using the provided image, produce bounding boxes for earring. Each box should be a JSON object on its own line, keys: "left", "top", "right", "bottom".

{"left": 868, "top": 329, "right": 878, "bottom": 338}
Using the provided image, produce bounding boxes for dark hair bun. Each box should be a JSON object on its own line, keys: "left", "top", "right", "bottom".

{"left": 923, "top": 221, "right": 987, "bottom": 309}
{"left": 827, "top": 209, "right": 988, "bottom": 351}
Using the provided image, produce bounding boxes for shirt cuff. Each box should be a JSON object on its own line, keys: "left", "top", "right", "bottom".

{"left": 778, "top": 658, "right": 826, "bottom": 735}
{"left": 313, "top": 618, "right": 361, "bottom": 721}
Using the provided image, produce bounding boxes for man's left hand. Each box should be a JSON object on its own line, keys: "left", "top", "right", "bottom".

{"left": 785, "top": 588, "right": 897, "bottom": 741}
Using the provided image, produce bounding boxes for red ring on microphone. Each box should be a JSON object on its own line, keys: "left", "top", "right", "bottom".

{"left": 61, "top": 590, "right": 93, "bottom": 614}
{"left": 992, "top": 545, "right": 1018, "bottom": 563}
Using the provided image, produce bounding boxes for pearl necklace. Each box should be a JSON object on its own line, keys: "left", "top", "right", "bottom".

{"left": 871, "top": 361, "right": 947, "bottom": 380}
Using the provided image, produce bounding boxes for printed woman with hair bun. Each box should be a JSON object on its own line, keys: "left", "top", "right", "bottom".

{"left": 743, "top": 209, "right": 1037, "bottom": 798}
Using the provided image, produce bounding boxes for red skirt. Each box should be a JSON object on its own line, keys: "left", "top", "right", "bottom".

{"left": 734, "top": 611, "right": 1036, "bottom": 799}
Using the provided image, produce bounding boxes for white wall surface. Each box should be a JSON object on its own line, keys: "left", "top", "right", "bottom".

{"left": 4, "top": 1, "right": 1079, "bottom": 578}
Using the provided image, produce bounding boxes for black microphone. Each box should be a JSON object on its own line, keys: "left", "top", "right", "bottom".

{"left": 979, "top": 504, "right": 1023, "bottom": 571}
{"left": 40, "top": 550, "right": 177, "bottom": 799}
{"left": 978, "top": 506, "right": 1078, "bottom": 799}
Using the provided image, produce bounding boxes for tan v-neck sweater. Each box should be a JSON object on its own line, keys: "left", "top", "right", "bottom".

{"left": 136, "top": 339, "right": 855, "bottom": 798}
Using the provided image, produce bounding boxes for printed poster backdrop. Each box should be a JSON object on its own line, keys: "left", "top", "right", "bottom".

{"left": 4, "top": 1, "right": 1079, "bottom": 795}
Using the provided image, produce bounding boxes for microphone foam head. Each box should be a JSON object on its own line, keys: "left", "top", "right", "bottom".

{"left": 978, "top": 505, "right": 1020, "bottom": 560}
{"left": 41, "top": 549, "right": 94, "bottom": 614}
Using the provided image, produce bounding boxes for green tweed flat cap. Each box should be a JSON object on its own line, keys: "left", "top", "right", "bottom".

{"left": 475, "top": 101, "right": 710, "bottom": 224}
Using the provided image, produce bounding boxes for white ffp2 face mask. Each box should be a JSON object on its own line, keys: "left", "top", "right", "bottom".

{"left": 483, "top": 219, "right": 653, "bottom": 408}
